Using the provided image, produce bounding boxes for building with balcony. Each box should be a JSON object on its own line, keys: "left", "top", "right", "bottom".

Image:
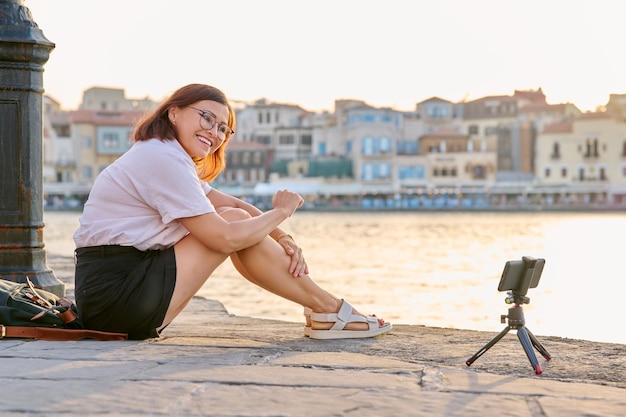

{"left": 70, "top": 108, "right": 145, "bottom": 185}
{"left": 535, "top": 111, "right": 626, "bottom": 205}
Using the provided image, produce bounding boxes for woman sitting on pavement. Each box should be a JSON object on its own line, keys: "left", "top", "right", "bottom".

{"left": 73, "top": 83, "right": 392, "bottom": 340}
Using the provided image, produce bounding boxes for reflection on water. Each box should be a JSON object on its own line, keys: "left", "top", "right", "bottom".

{"left": 43, "top": 210, "right": 626, "bottom": 344}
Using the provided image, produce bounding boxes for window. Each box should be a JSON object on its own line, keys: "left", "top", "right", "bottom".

{"left": 427, "top": 105, "right": 448, "bottom": 119}
{"left": 379, "top": 137, "right": 391, "bottom": 153}
{"left": 397, "top": 164, "right": 425, "bottom": 179}
{"left": 468, "top": 125, "right": 478, "bottom": 135}
{"left": 544, "top": 167, "right": 551, "bottom": 178}
{"left": 361, "top": 163, "right": 391, "bottom": 180}
{"left": 397, "top": 140, "right": 418, "bottom": 155}
{"left": 103, "top": 132, "right": 119, "bottom": 149}
{"left": 82, "top": 166, "right": 92, "bottom": 179}
{"left": 560, "top": 166, "right": 568, "bottom": 178}
{"left": 485, "top": 126, "right": 496, "bottom": 136}
{"left": 585, "top": 138, "right": 599, "bottom": 157}
{"left": 552, "top": 142, "right": 560, "bottom": 159}
{"left": 362, "top": 137, "right": 374, "bottom": 155}
{"left": 279, "top": 134, "right": 295, "bottom": 145}
{"left": 52, "top": 123, "right": 70, "bottom": 137}
{"left": 301, "top": 134, "right": 312, "bottom": 145}
{"left": 361, "top": 136, "right": 392, "bottom": 155}
{"left": 472, "top": 165, "right": 486, "bottom": 179}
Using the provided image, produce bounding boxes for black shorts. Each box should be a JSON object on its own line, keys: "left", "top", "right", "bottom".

{"left": 74, "top": 245, "right": 177, "bottom": 340}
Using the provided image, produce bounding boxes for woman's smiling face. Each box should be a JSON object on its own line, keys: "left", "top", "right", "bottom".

{"left": 169, "top": 100, "right": 230, "bottom": 159}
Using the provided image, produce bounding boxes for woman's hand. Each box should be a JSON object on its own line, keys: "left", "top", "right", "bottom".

{"left": 277, "top": 235, "right": 309, "bottom": 277}
{"left": 271, "top": 190, "right": 307, "bottom": 276}
{"left": 272, "top": 189, "right": 303, "bottom": 217}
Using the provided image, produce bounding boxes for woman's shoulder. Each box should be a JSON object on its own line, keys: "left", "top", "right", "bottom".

{"left": 134, "top": 138, "right": 178, "bottom": 151}
{"left": 123, "top": 139, "right": 195, "bottom": 177}
{"left": 130, "top": 139, "right": 189, "bottom": 161}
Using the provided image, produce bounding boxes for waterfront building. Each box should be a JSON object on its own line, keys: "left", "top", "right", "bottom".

{"left": 535, "top": 111, "right": 626, "bottom": 206}
{"left": 80, "top": 86, "right": 156, "bottom": 112}
{"left": 233, "top": 98, "right": 312, "bottom": 163}
{"left": 213, "top": 140, "right": 272, "bottom": 196}
{"left": 69, "top": 108, "right": 145, "bottom": 186}
{"left": 42, "top": 96, "right": 88, "bottom": 208}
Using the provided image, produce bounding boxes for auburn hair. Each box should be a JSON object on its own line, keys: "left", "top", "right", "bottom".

{"left": 133, "top": 83, "right": 236, "bottom": 182}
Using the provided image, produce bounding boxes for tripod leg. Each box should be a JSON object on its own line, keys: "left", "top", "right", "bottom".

{"left": 526, "top": 327, "right": 551, "bottom": 361}
{"left": 517, "top": 326, "right": 542, "bottom": 375}
{"left": 466, "top": 326, "right": 510, "bottom": 367}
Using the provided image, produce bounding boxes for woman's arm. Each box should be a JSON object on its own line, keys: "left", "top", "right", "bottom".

{"left": 178, "top": 189, "right": 302, "bottom": 255}
{"left": 207, "top": 188, "right": 291, "bottom": 241}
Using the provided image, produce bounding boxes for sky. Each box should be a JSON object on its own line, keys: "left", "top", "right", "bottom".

{"left": 25, "top": 0, "right": 626, "bottom": 113}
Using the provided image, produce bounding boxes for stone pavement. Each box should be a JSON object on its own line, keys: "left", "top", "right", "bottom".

{"left": 0, "top": 255, "right": 624, "bottom": 416}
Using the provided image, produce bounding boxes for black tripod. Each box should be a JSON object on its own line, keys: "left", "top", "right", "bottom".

{"left": 466, "top": 291, "right": 551, "bottom": 375}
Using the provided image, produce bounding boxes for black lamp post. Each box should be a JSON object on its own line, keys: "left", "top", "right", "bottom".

{"left": 0, "top": 0, "right": 64, "bottom": 296}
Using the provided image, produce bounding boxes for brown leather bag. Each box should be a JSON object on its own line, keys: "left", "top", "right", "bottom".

{"left": 0, "top": 278, "right": 127, "bottom": 341}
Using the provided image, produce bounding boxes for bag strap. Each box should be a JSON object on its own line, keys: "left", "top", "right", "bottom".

{"left": 0, "top": 325, "right": 128, "bottom": 341}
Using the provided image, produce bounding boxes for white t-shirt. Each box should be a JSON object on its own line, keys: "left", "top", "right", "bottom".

{"left": 73, "top": 138, "right": 216, "bottom": 251}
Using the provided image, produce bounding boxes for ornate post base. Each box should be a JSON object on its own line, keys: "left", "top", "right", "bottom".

{"left": 0, "top": 0, "right": 64, "bottom": 296}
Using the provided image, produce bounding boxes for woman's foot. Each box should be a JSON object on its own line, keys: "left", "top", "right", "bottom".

{"left": 308, "top": 300, "right": 392, "bottom": 340}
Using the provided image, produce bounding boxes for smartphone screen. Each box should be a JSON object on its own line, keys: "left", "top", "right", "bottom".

{"left": 498, "top": 257, "right": 545, "bottom": 292}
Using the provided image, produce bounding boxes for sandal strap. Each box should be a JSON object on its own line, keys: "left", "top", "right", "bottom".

{"left": 310, "top": 300, "right": 377, "bottom": 331}
{"left": 310, "top": 300, "right": 352, "bottom": 326}
{"left": 331, "top": 300, "right": 354, "bottom": 331}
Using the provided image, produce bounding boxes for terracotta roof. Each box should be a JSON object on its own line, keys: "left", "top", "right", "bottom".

{"left": 514, "top": 88, "right": 545, "bottom": 100}
{"left": 69, "top": 109, "right": 147, "bottom": 126}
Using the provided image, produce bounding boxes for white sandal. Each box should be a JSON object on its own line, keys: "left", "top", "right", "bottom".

{"left": 308, "top": 300, "right": 392, "bottom": 340}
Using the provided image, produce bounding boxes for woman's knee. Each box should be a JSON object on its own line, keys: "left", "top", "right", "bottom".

{"left": 217, "top": 207, "right": 252, "bottom": 221}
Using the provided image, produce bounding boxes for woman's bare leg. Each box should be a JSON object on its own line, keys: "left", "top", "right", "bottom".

{"left": 231, "top": 239, "right": 387, "bottom": 331}
{"left": 161, "top": 207, "right": 386, "bottom": 332}
{"left": 159, "top": 233, "right": 229, "bottom": 328}
{"left": 231, "top": 238, "right": 342, "bottom": 313}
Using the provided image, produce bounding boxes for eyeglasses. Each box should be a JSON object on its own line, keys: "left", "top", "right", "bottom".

{"left": 187, "top": 106, "right": 235, "bottom": 140}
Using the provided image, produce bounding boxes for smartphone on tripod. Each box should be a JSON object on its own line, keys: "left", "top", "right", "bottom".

{"left": 498, "top": 256, "right": 545, "bottom": 295}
